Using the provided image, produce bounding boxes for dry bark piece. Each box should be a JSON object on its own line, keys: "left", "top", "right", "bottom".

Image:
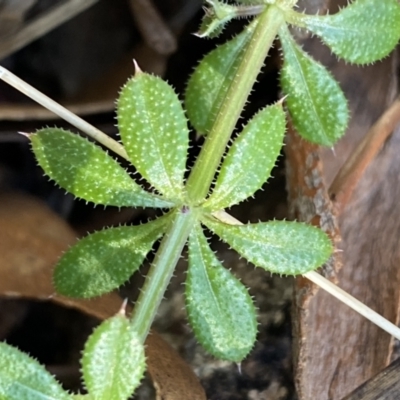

{"left": 286, "top": 14, "right": 400, "bottom": 400}
{"left": 342, "top": 357, "right": 400, "bottom": 399}
{"left": 329, "top": 97, "right": 400, "bottom": 212}
{"left": 0, "top": 191, "right": 206, "bottom": 400}
{"left": 285, "top": 126, "right": 343, "bottom": 399}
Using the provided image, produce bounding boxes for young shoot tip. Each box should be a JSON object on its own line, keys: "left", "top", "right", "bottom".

{"left": 192, "top": 31, "right": 206, "bottom": 38}
{"left": 17, "top": 131, "right": 31, "bottom": 139}
{"left": 277, "top": 95, "right": 288, "bottom": 105}
{"left": 132, "top": 59, "right": 143, "bottom": 76}
{"left": 236, "top": 362, "right": 242, "bottom": 375}
{"left": 118, "top": 298, "right": 129, "bottom": 316}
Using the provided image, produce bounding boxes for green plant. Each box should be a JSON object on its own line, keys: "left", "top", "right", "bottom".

{"left": 1, "top": 0, "right": 400, "bottom": 398}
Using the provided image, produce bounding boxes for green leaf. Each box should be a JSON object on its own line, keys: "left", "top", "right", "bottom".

{"left": 197, "top": 13, "right": 226, "bottom": 39}
{"left": 0, "top": 342, "right": 71, "bottom": 400}
{"left": 289, "top": 0, "right": 400, "bottom": 64}
{"left": 186, "top": 225, "right": 257, "bottom": 362}
{"left": 197, "top": 0, "right": 238, "bottom": 38}
{"left": 204, "top": 218, "right": 333, "bottom": 275}
{"left": 204, "top": 103, "right": 285, "bottom": 211}
{"left": 117, "top": 73, "right": 188, "bottom": 200}
{"left": 30, "top": 128, "right": 172, "bottom": 208}
{"left": 82, "top": 315, "right": 145, "bottom": 400}
{"left": 185, "top": 17, "right": 259, "bottom": 134}
{"left": 279, "top": 24, "right": 348, "bottom": 146}
{"left": 54, "top": 213, "right": 172, "bottom": 298}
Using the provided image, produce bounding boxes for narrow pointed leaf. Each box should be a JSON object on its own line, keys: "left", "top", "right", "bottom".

{"left": 30, "top": 128, "right": 172, "bottom": 208}
{"left": 0, "top": 342, "right": 71, "bottom": 400}
{"left": 186, "top": 225, "right": 257, "bottom": 362}
{"left": 185, "top": 17, "right": 259, "bottom": 134}
{"left": 279, "top": 24, "right": 348, "bottom": 146}
{"left": 204, "top": 218, "right": 332, "bottom": 275}
{"left": 117, "top": 73, "right": 188, "bottom": 200}
{"left": 290, "top": 0, "right": 400, "bottom": 64}
{"left": 197, "top": 12, "right": 229, "bottom": 39}
{"left": 197, "top": 0, "right": 238, "bottom": 38}
{"left": 204, "top": 103, "right": 285, "bottom": 211}
{"left": 54, "top": 213, "right": 172, "bottom": 298}
{"left": 82, "top": 315, "right": 145, "bottom": 400}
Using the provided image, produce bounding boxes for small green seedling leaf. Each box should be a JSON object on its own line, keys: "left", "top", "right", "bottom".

{"left": 82, "top": 314, "right": 145, "bottom": 400}
{"left": 186, "top": 225, "right": 257, "bottom": 362}
{"left": 186, "top": 17, "right": 258, "bottom": 134}
{"left": 204, "top": 218, "right": 333, "bottom": 275}
{"left": 204, "top": 103, "right": 285, "bottom": 211}
{"left": 290, "top": 0, "right": 400, "bottom": 64}
{"left": 118, "top": 73, "right": 188, "bottom": 200}
{"left": 0, "top": 342, "right": 71, "bottom": 400}
{"left": 279, "top": 24, "right": 348, "bottom": 146}
{"left": 197, "top": 0, "right": 239, "bottom": 38}
{"left": 30, "top": 128, "right": 172, "bottom": 208}
{"left": 54, "top": 213, "right": 172, "bottom": 298}
{"left": 197, "top": 12, "right": 226, "bottom": 39}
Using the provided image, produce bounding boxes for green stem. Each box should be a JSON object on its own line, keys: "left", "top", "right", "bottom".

{"left": 236, "top": 5, "right": 266, "bottom": 17}
{"left": 186, "top": 6, "right": 285, "bottom": 203}
{"left": 131, "top": 7, "right": 286, "bottom": 342}
{"left": 130, "top": 208, "right": 194, "bottom": 341}
{"left": 283, "top": 9, "right": 310, "bottom": 28}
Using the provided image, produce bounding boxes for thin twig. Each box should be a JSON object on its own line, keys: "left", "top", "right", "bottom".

{"left": 0, "top": 66, "right": 128, "bottom": 160}
{"left": 213, "top": 210, "right": 400, "bottom": 341}
{"left": 0, "top": 0, "right": 99, "bottom": 61}
{"left": 0, "top": 100, "right": 114, "bottom": 120}
{"left": 303, "top": 270, "right": 400, "bottom": 340}
{"left": 329, "top": 97, "right": 400, "bottom": 211}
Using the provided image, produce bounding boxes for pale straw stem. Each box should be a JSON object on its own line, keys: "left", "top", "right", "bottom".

{"left": 0, "top": 66, "right": 128, "bottom": 160}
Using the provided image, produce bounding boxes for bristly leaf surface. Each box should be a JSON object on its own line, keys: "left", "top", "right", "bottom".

{"left": 204, "top": 218, "right": 333, "bottom": 275}
{"left": 31, "top": 128, "right": 173, "bottom": 208}
{"left": 186, "top": 225, "right": 257, "bottom": 362}
{"left": 118, "top": 73, "right": 188, "bottom": 201}
{"left": 54, "top": 213, "right": 172, "bottom": 298}
{"left": 185, "top": 17, "right": 258, "bottom": 134}
{"left": 82, "top": 315, "right": 145, "bottom": 400}
{"left": 197, "top": 12, "right": 227, "bottom": 39}
{"left": 291, "top": 0, "right": 400, "bottom": 64}
{"left": 279, "top": 24, "right": 348, "bottom": 146}
{"left": 197, "top": 0, "right": 239, "bottom": 38}
{"left": 0, "top": 342, "right": 72, "bottom": 400}
{"left": 204, "top": 103, "right": 285, "bottom": 211}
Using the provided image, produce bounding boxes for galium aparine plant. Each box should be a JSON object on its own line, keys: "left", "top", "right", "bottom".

{"left": 0, "top": 0, "right": 399, "bottom": 398}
